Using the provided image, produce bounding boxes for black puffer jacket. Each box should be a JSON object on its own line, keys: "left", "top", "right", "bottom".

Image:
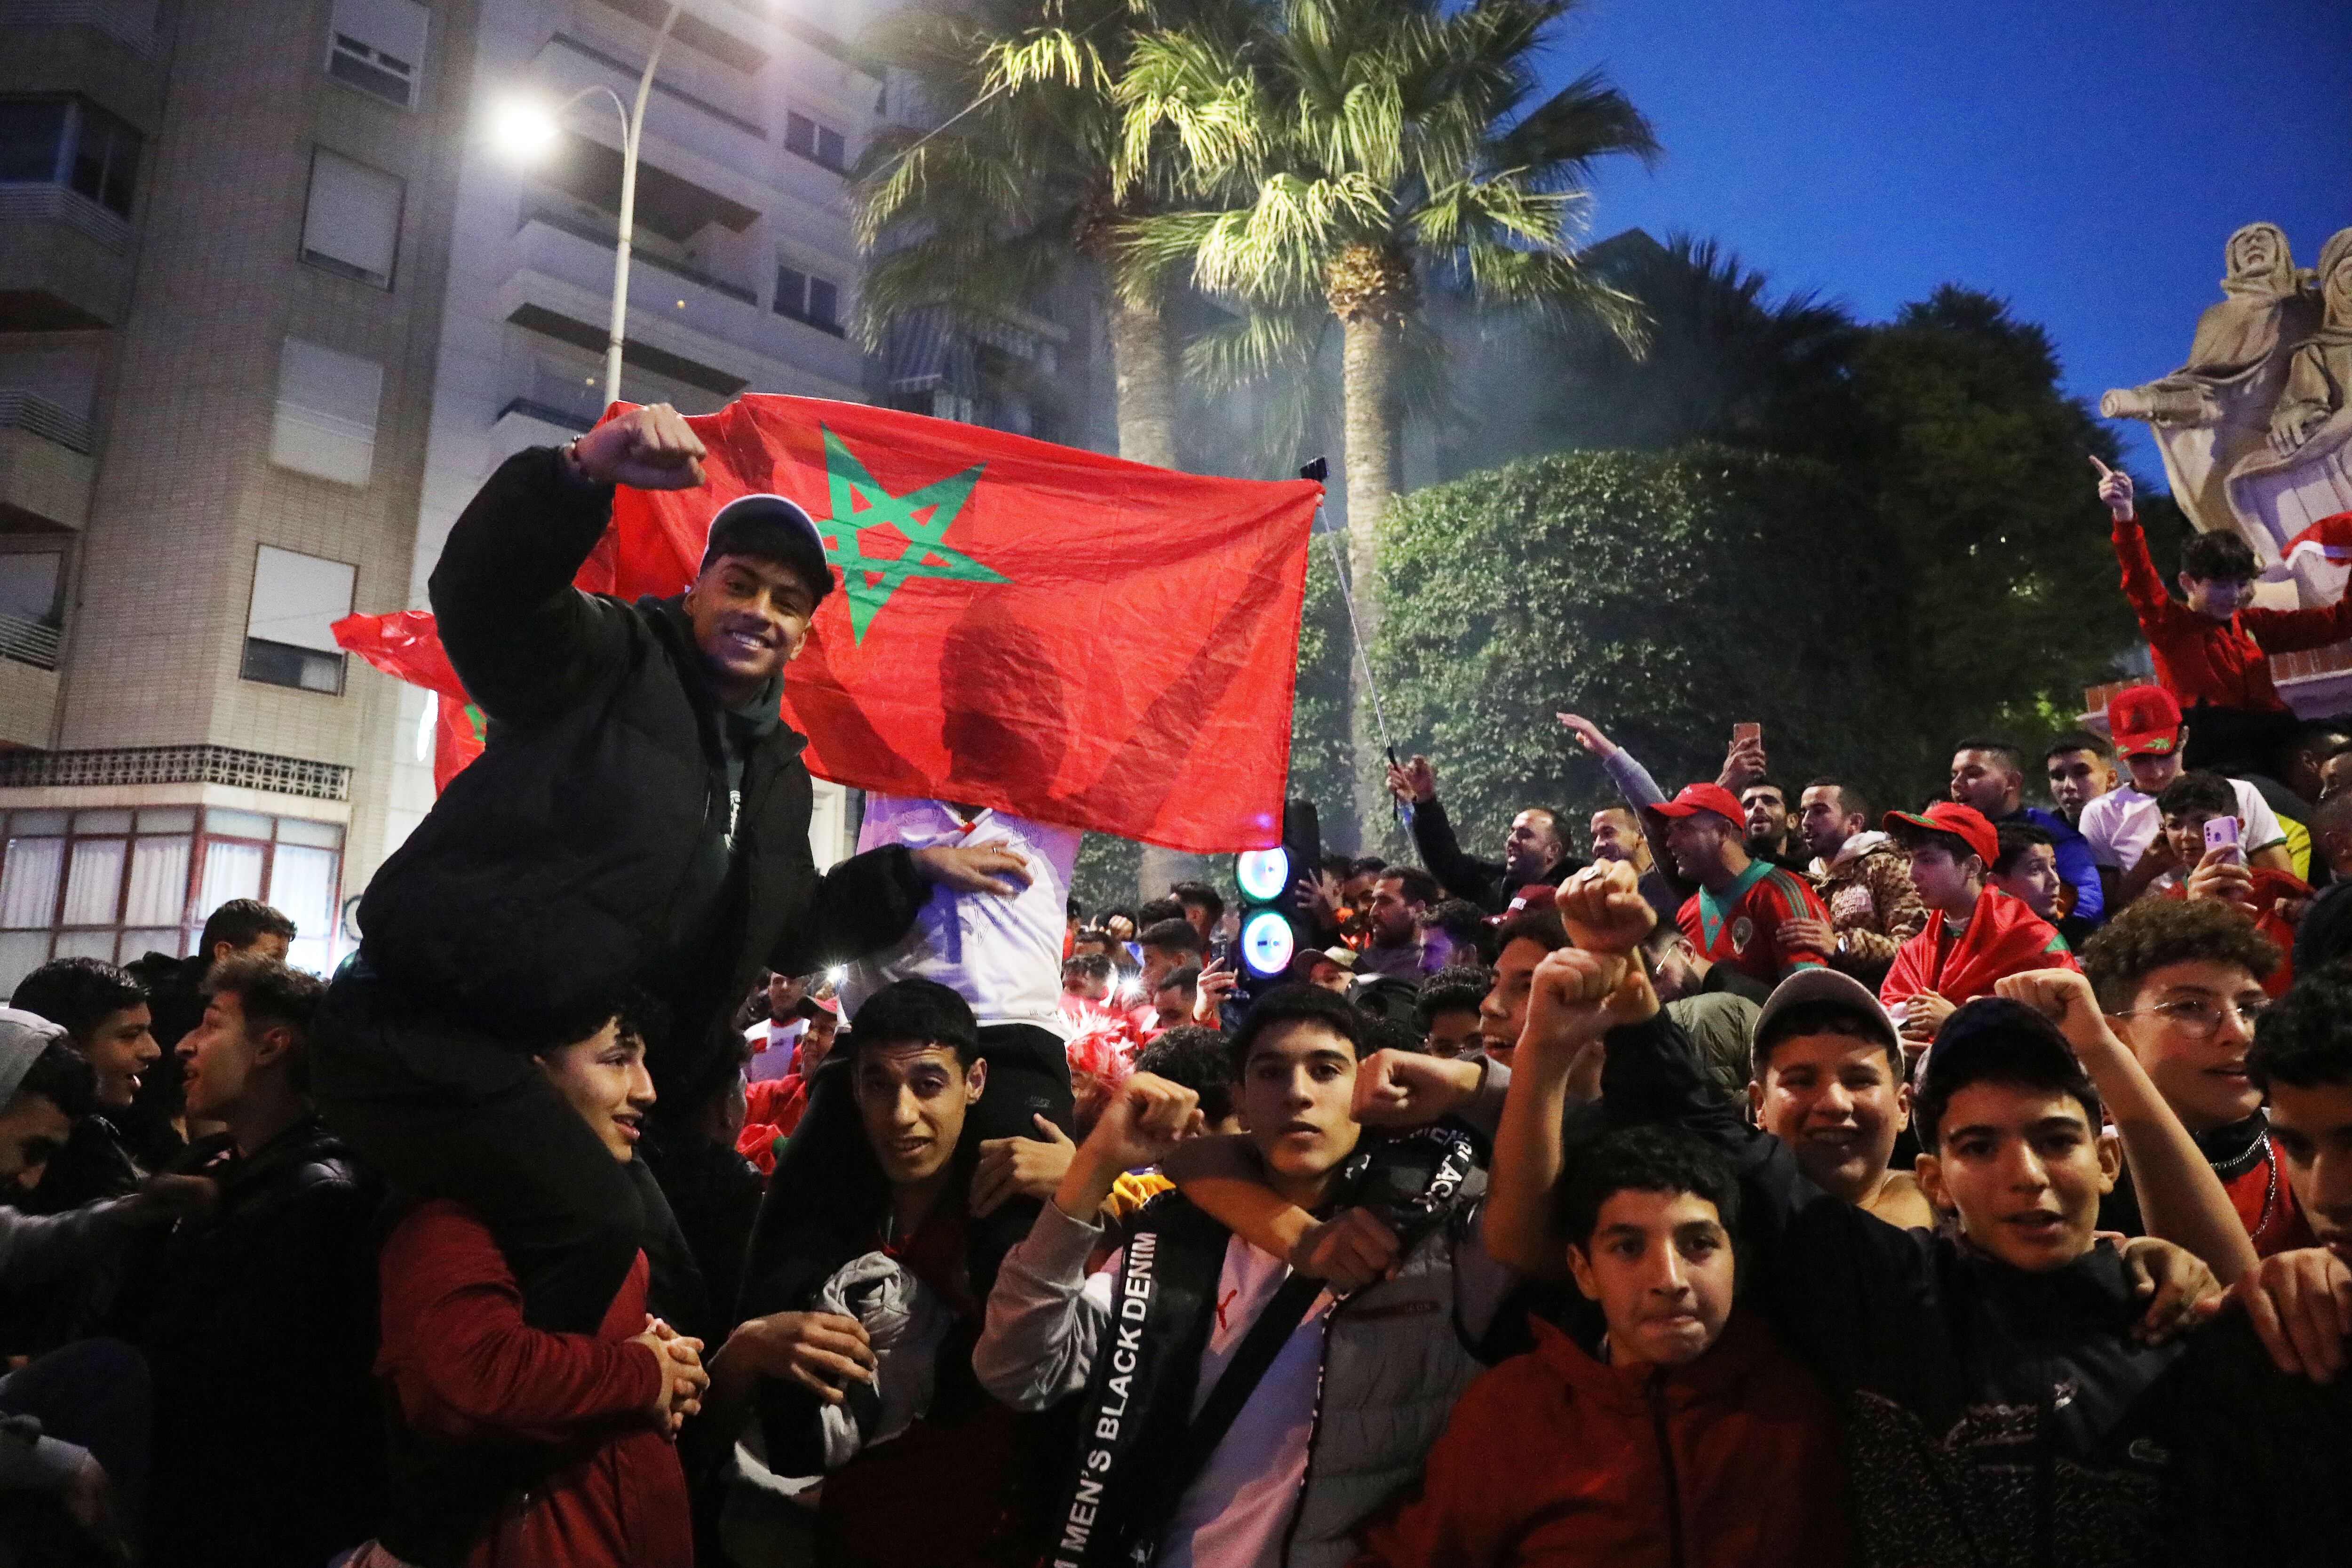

{"left": 113, "top": 1116, "right": 388, "bottom": 1568}
{"left": 357, "top": 447, "right": 926, "bottom": 1101}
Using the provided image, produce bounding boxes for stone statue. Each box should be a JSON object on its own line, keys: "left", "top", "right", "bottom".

{"left": 2104, "top": 223, "right": 2317, "bottom": 428}
{"left": 2265, "top": 227, "right": 2352, "bottom": 456}
{"left": 2103, "top": 223, "right": 2352, "bottom": 608}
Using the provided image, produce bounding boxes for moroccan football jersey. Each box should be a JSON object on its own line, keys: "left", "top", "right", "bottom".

{"left": 1677, "top": 862, "right": 1832, "bottom": 982}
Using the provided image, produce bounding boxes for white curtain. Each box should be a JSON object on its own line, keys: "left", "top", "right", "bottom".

{"left": 60, "top": 839, "right": 125, "bottom": 927}
{"left": 268, "top": 845, "right": 338, "bottom": 937}
{"left": 197, "top": 840, "right": 265, "bottom": 913}
{"left": 0, "top": 839, "right": 63, "bottom": 929}
{"left": 123, "top": 836, "right": 191, "bottom": 928}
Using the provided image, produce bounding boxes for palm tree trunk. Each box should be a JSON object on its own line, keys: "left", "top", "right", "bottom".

{"left": 1107, "top": 294, "right": 1177, "bottom": 469}
{"left": 1340, "top": 311, "right": 1403, "bottom": 851}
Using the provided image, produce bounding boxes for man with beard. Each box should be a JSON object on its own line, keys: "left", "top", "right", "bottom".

{"left": 1651, "top": 784, "right": 1834, "bottom": 986}
{"left": 1785, "top": 778, "right": 1922, "bottom": 989}
{"left": 1386, "top": 754, "right": 1577, "bottom": 912}
{"left": 1739, "top": 780, "right": 1805, "bottom": 870}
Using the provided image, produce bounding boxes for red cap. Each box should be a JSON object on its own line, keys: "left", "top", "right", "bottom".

{"left": 2107, "top": 684, "right": 2185, "bottom": 757}
{"left": 1883, "top": 802, "right": 1999, "bottom": 868}
{"left": 1648, "top": 782, "right": 1746, "bottom": 829}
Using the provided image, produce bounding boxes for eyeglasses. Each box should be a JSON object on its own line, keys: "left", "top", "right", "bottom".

{"left": 2113, "top": 996, "right": 2268, "bottom": 1039}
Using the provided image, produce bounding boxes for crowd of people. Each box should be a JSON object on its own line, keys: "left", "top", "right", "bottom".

{"left": 3, "top": 406, "right": 2349, "bottom": 1568}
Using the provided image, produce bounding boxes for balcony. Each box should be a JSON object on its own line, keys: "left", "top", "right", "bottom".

{"left": 502, "top": 216, "right": 866, "bottom": 401}
{"left": 0, "top": 186, "right": 134, "bottom": 330}
{"left": 0, "top": 391, "right": 95, "bottom": 531}
{"left": 0, "top": 0, "right": 161, "bottom": 55}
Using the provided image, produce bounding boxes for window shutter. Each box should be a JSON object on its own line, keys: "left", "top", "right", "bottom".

{"left": 270, "top": 338, "right": 382, "bottom": 487}
{"left": 301, "top": 149, "right": 403, "bottom": 287}
{"left": 328, "top": 0, "right": 429, "bottom": 108}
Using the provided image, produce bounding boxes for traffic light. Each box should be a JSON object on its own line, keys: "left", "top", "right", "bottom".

{"left": 1232, "top": 799, "right": 1322, "bottom": 983}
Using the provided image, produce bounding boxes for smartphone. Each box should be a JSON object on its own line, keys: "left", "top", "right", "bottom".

{"left": 2203, "top": 816, "right": 2242, "bottom": 863}
{"left": 1732, "top": 723, "right": 1762, "bottom": 747}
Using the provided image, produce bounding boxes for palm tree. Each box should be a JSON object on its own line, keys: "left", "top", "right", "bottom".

{"left": 1115, "top": 0, "right": 1657, "bottom": 838}
{"left": 854, "top": 0, "right": 1236, "bottom": 469}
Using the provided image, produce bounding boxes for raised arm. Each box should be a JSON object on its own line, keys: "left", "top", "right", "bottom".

{"left": 1391, "top": 755, "right": 1502, "bottom": 907}
{"left": 1558, "top": 716, "right": 1686, "bottom": 900}
{"left": 1995, "top": 970, "right": 2261, "bottom": 1283}
{"left": 973, "top": 1075, "right": 1201, "bottom": 1410}
{"left": 430, "top": 406, "right": 707, "bottom": 727}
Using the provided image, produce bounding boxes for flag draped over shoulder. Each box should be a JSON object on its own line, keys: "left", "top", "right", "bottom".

{"left": 335, "top": 395, "right": 1324, "bottom": 852}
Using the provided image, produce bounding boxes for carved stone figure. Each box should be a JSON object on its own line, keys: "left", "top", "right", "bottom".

{"left": 2102, "top": 224, "right": 2352, "bottom": 608}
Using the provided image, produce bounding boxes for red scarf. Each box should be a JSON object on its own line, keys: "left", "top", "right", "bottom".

{"left": 1881, "top": 887, "right": 2077, "bottom": 1008}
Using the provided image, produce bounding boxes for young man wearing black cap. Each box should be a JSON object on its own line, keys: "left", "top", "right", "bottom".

{"left": 1485, "top": 860, "right": 2273, "bottom": 1568}
{"left": 316, "top": 405, "right": 1029, "bottom": 1344}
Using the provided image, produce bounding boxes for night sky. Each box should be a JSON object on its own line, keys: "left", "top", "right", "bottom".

{"left": 1552, "top": 0, "right": 2352, "bottom": 488}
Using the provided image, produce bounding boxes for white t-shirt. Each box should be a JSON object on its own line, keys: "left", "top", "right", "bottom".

{"left": 838, "top": 795, "right": 1082, "bottom": 1035}
{"left": 1079, "top": 1234, "right": 1335, "bottom": 1568}
{"left": 743, "top": 1016, "right": 806, "bottom": 1084}
{"left": 2079, "top": 778, "right": 2285, "bottom": 872}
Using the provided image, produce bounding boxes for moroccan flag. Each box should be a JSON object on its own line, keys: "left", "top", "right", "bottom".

{"left": 334, "top": 610, "right": 486, "bottom": 793}
{"left": 336, "top": 396, "right": 1323, "bottom": 853}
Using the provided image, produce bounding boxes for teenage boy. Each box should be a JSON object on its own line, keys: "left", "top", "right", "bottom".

{"left": 974, "top": 985, "right": 1514, "bottom": 1568}
{"left": 1489, "top": 860, "right": 2265, "bottom": 1565}
{"left": 8, "top": 958, "right": 159, "bottom": 1212}
{"left": 2082, "top": 899, "right": 2313, "bottom": 1257}
{"left": 2096, "top": 455, "right": 2352, "bottom": 715}
{"left": 1651, "top": 783, "right": 1833, "bottom": 986}
{"left": 115, "top": 957, "right": 386, "bottom": 1568}
{"left": 1789, "top": 778, "right": 1923, "bottom": 987}
{"left": 1416, "top": 967, "right": 1493, "bottom": 1060}
{"left": 2079, "top": 684, "right": 2293, "bottom": 907}
{"left": 2045, "top": 732, "right": 2116, "bottom": 827}
{"left": 1745, "top": 970, "right": 1933, "bottom": 1230}
{"left": 2163, "top": 961, "right": 2352, "bottom": 1561}
{"left": 1948, "top": 738, "right": 2104, "bottom": 925}
{"left": 1878, "top": 803, "right": 2076, "bottom": 1058}
{"left": 1988, "top": 823, "right": 2064, "bottom": 923}
{"left": 708, "top": 979, "right": 1059, "bottom": 1568}
{"left": 2147, "top": 771, "right": 2307, "bottom": 990}
{"left": 1353, "top": 1125, "right": 1849, "bottom": 1568}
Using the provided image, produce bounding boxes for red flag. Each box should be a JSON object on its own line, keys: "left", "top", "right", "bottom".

{"left": 2274, "top": 510, "right": 2352, "bottom": 569}
{"left": 337, "top": 397, "right": 1322, "bottom": 852}
{"left": 331, "top": 609, "right": 487, "bottom": 792}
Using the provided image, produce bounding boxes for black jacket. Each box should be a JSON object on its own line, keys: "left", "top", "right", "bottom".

{"left": 112, "top": 1116, "right": 388, "bottom": 1568}
{"left": 357, "top": 446, "right": 927, "bottom": 1103}
{"left": 1408, "top": 796, "right": 1579, "bottom": 915}
{"left": 1600, "top": 1008, "right": 2273, "bottom": 1568}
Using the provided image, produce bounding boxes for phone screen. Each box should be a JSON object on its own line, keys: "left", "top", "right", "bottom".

{"left": 1732, "top": 723, "right": 1762, "bottom": 746}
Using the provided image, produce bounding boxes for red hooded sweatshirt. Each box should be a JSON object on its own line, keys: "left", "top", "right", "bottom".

{"left": 376, "top": 1201, "right": 691, "bottom": 1568}
{"left": 1351, "top": 1312, "right": 1848, "bottom": 1568}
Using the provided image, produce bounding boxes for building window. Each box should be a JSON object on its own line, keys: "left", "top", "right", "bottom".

{"left": 0, "top": 806, "right": 344, "bottom": 988}
{"left": 784, "top": 111, "right": 847, "bottom": 172}
{"left": 301, "top": 148, "right": 404, "bottom": 288}
{"left": 775, "top": 265, "right": 843, "bottom": 335}
{"left": 270, "top": 338, "right": 383, "bottom": 487}
{"left": 326, "top": 0, "right": 429, "bottom": 110}
{"left": 0, "top": 96, "right": 143, "bottom": 218}
{"left": 242, "top": 545, "right": 355, "bottom": 696}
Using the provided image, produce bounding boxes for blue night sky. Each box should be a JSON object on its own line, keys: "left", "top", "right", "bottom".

{"left": 1549, "top": 0, "right": 2352, "bottom": 489}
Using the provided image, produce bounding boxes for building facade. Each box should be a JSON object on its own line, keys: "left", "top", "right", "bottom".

{"left": 0, "top": 0, "right": 935, "bottom": 992}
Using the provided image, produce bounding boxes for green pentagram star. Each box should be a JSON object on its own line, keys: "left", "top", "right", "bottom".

{"left": 815, "top": 425, "right": 1009, "bottom": 642}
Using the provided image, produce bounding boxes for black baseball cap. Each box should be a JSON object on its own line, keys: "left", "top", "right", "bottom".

{"left": 701, "top": 493, "right": 833, "bottom": 605}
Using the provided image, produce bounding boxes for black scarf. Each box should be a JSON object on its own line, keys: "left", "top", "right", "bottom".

{"left": 1047, "top": 1122, "right": 1478, "bottom": 1568}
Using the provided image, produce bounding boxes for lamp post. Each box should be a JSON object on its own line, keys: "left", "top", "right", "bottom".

{"left": 495, "top": 1, "right": 682, "bottom": 407}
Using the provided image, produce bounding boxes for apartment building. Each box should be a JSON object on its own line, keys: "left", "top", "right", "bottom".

{"left": 0, "top": 0, "right": 477, "bottom": 984}
{"left": 0, "top": 0, "right": 1095, "bottom": 993}
{"left": 392, "top": 0, "right": 900, "bottom": 876}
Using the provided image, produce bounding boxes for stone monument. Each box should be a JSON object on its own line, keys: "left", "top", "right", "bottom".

{"left": 2103, "top": 223, "right": 2352, "bottom": 609}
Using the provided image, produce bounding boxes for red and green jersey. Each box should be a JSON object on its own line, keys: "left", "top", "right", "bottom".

{"left": 1677, "top": 862, "right": 1832, "bottom": 983}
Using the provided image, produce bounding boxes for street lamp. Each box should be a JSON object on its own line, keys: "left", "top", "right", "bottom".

{"left": 494, "top": 1, "right": 683, "bottom": 407}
